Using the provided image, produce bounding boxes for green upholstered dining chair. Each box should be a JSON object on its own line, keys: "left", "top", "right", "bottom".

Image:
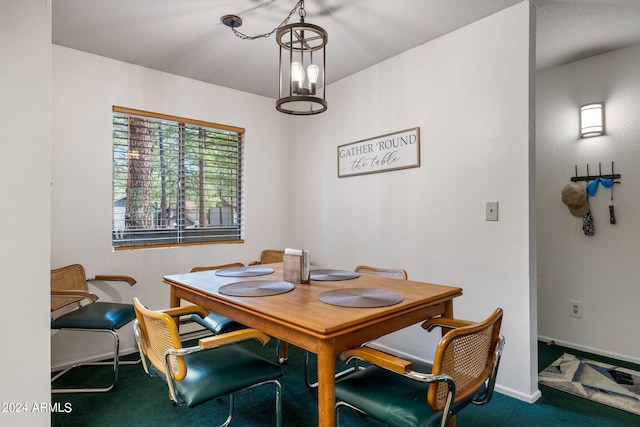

{"left": 303, "top": 265, "right": 409, "bottom": 388}
{"left": 132, "top": 298, "right": 283, "bottom": 427}
{"left": 335, "top": 308, "right": 505, "bottom": 427}
{"left": 187, "top": 262, "right": 247, "bottom": 335}
{"left": 50, "top": 263, "right": 139, "bottom": 393}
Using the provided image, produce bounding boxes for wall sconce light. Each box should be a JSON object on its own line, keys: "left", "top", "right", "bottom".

{"left": 580, "top": 102, "right": 605, "bottom": 138}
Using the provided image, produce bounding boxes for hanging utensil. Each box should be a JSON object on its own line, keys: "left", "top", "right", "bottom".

{"left": 609, "top": 162, "right": 617, "bottom": 224}
{"left": 609, "top": 193, "right": 616, "bottom": 224}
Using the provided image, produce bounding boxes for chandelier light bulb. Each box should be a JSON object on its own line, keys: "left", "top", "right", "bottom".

{"left": 307, "top": 64, "right": 319, "bottom": 84}
{"left": 291, "top": 61, "right": 305, "bottom": 93}
{"left": 307, "top": 64, "right": 319, "bottom": 95}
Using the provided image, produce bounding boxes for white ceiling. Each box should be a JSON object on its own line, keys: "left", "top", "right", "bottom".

{"left": 52, "top": 0, "right": 640, "bottom": 99}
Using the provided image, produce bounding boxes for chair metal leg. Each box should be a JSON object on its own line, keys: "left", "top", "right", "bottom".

{"left": 336, "top": 401, "right": 368, "bottom": 426}
{"left": 51, "top": 328, "right": 139, "bottom": 393}
{"left": 274, "top": 379, "right": 282, "bottom": 427}
{"left": 217, "top": 380, "right": 282, "bottom": 427}
{"left": 304, "top": 350, "right": 355, "bottom": 389}
{"left": 220, "top": 394, "right": 234, "bottom": 427}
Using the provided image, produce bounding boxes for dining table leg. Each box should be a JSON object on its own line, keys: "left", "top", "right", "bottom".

{"left": 442, "top": 299, "right": 455, "bottom": 336}
{"left": 169, "top": 286, "right": 180, "bottom": 308}
{"left": 169, "top": 286, "right": 181, "bottom": 327}
{"left": 317, "top": 339, "right": 336, "bottom": 427}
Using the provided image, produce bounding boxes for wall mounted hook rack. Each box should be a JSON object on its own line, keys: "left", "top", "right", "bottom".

{"left": 570, "top": 162, "right": 621, "bottom": 183}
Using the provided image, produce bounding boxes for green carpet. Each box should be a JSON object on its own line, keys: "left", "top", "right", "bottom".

{"left": 539, "top": 353, "right": 640, "bottom": 416}
{"left": 51, "top": 341, "right": 640, "bottom": 426}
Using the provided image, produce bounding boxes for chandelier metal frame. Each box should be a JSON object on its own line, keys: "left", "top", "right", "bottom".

{"left": 221, "top": 0, "right": 328, "bottom": 115}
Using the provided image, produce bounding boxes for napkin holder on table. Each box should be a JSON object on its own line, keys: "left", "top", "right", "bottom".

{"left": 283, "top": 248, "right": 310, "bottom": 284}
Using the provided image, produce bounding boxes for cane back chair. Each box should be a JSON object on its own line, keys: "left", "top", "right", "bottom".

{"left": 132, "top": 298, "right": 283, "bottom": 426}
{"left": 354, "top": 265, "right": 408, "bottom": 280}
{"left": 50, "top": 263, "right": 138, "bottom": 393}
{"left": 335, "top": 308, "right": 505, "bottom": 427}
{"left": 249, "top": 249, "right": 285, "bottom": 266}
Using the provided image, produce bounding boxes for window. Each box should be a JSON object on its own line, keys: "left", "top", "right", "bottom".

{"left": 112, "top": 106, "right": 244, "bottom": 249}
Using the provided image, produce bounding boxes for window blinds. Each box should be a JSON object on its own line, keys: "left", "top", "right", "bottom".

{"left": 112, "top": 106, "right": 244, "bottom": 249}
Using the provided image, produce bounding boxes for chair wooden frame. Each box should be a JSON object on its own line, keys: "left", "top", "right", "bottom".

{"left": 354, "top": 265, "right": 408, "bottom": 280}
{"left": 189, "top": 262, "right": 245, "bottom": 273}
{"left": 50, "top": 263, "right": 139, "bottom": 393}
{"left": 335, "top": 308, "right": 505, "bottom": 427}
{"left": 249, "top": 249, "right": 285, "bottom": 266}
{"left": 132, "top": 298, "right": 283, "bottom": 427}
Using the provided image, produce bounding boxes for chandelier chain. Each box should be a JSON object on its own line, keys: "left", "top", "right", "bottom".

{"left": 232, "top": 0, "right": 304, "bottom": 40}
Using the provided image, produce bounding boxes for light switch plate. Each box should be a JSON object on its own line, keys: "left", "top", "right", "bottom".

{"left": 485, "top": 201, "right": 499, "bottom": 221}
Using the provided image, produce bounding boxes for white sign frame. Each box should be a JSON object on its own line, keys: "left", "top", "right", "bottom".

{"left": 337, "top": 127, "right": 420, "bottom": 178}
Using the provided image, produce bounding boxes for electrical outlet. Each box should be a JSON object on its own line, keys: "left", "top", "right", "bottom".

{"left": 569, "top": 300, "right": 583, "bottom": 318}
{"left": 485, "top": 201, "right": 499, "bottom": 221}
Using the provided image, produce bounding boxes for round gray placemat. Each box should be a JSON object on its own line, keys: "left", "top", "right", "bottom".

{"left": 310, "top": 269, "right": 360, "bottom": 281}
{"left": 318, "top": 287, "right": 404, "bottom": 307}
{"left": 218, "top": 280, "right": 294, "bottom": 297}
{"left": 215, "top": 266, "right": 275, "bottom": 277}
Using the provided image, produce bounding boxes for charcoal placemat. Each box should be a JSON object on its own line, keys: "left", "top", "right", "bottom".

{"left": 318, "top": 288, "right": 403, "bottom": 307}
{"left": 310, "top": 269, "right": 360, "bottom": 281}
{"left": 215, "top": 266, "right": 275, "bottom": 277}
{"left": 218, "top": 280, "right": 294, "bottom": 297}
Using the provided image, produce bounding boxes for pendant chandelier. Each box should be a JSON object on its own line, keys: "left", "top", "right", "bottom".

{"left": 221, "top": 0, "right": 328, "bottom": 115}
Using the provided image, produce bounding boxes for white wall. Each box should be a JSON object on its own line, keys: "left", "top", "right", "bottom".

{"left": 287, "top": 2, "right": 538, "bottom": 401}
{"left": 537, "top": 43, "right": 640, "bottom": 363}
{"left": 0, "top": 0, "right": 52, "bottom": 425}
{"left": 51, "top": 46, "right": 291, "bottom": 367}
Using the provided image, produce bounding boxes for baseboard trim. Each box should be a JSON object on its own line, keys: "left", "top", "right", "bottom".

{"left": 51, "top": 320, "right": 212, "bottom": 372}
{"left": 51, "top": 345, "right": 139, "bottom": 372}
{"left": 538, "top": 335, "right": 640, "bottom": 365}
{"left": 495, "top": 385, "right": 542, "bottom": 403}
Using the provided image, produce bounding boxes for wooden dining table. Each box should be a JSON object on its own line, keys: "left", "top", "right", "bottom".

{"left": 164, "top": 263, "right": 462, "bottom": 427}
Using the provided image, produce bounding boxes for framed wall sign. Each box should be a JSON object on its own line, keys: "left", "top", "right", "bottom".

{"left": 337, "top": 127, "right": 420, "bottom": 178}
